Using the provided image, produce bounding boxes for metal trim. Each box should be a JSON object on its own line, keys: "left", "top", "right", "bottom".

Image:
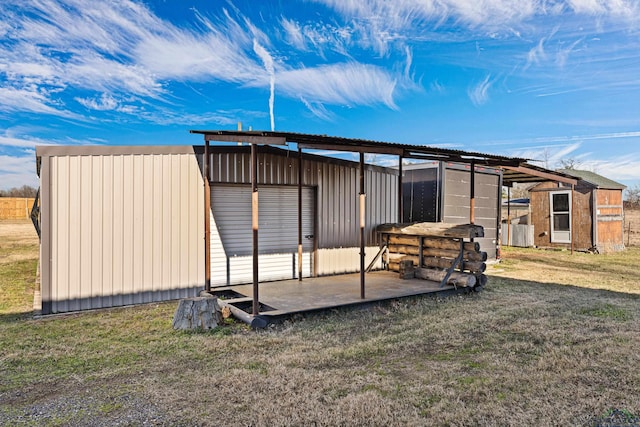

{"left": 36, "top": 145, "right": 198, "bottom": 157}
{"left": 40, "top": 155, "right": 52, "bottom": 314}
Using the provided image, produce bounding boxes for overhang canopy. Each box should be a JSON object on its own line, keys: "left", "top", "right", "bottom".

{"left": 501, "top": 163, "right": 579, "bottom": 186}
{"left": 190, "top": 130, "right": 526, "bottom": 167}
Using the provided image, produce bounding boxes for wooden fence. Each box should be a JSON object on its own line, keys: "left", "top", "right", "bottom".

{"left": 0, "top": 198, "right": 35, "bottom": 220}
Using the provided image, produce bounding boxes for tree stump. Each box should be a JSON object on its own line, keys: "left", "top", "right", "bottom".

{"left": 172, "top": 296, "right": 222, "bottom": 330}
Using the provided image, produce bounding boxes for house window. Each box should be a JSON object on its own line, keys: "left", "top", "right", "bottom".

{"left": 549, "top": 191, "right": 571, "bottom": 243}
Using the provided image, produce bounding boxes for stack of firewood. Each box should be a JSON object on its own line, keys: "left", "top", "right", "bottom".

{"left": 378, "top": 223, "right": 488, "bottom": 289}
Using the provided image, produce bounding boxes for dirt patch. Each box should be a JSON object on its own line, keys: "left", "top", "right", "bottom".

{"left": 0, "top": 220, "right": 39, "bottom": 265}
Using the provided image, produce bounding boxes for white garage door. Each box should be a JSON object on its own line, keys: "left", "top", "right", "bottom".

{"left": 211, "top": 185, "right": 315, "bottom": 284}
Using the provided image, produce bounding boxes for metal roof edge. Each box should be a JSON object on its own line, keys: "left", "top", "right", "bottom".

{"left": 35, "top": 144, "right": 198, "bottom": 157}
{"left": 190, "top": 129, "right": 527, "bottom": 166}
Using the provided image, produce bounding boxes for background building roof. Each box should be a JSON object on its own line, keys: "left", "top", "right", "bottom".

{"left": 557, "top": 169, "right": 626, "bottom": 190}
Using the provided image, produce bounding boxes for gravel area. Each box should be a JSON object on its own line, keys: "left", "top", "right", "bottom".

{"left": 0, "top": 390, "right": 175, "bottom": 426}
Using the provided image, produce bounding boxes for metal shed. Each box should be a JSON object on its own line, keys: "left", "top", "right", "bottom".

{"left": 35, "top": 131, "right": 527, "bottom": 316}
{"left": 401, "top": 162, "right": 502, "bottom": 260}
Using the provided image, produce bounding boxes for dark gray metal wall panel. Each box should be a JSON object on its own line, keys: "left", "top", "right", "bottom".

{"left": 206, "top": 150, "right": 398, "bottom": 250}
{"left": 402, "top": 167, "right": 439, "bottom": 222}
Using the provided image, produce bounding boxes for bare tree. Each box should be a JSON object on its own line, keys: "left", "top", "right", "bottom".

{"left": 558, "top": 158, "right": 582, "bottom": 170}
{"left": 625, "top": 184, "right": 640, "bottom": 208}
{"left": 0, "top": 185, "right": 38, "bottom": 198}
{"left": 541, "top": 148, "right": 552, "bottom": 169}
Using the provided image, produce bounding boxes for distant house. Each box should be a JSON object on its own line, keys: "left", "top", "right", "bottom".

{"left": 529, "top": 169, "right": 626, "bottom": 253}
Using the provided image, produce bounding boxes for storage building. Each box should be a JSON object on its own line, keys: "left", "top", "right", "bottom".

{"left": 529, "top": 169, "right": 626, "bottom": 253}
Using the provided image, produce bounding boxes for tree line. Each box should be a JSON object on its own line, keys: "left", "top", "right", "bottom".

{"left": 0, "top": 185, "right": 38, "bottom": 198}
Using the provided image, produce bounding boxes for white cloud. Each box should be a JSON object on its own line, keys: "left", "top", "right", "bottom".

{"left": 275, "top": 63, "right": 398, "bottom": 108}
{"left": 0, "top": 134, "right": 43, "bottom": 149}
{"left": 75, "top": 93, "right": 119, "bottom": 111}
{"left": 1, "top": 0, "right": 409, "bottom": 125}
{"left": 313, "top": 0, "right": 640, "bottom": 59}
{"left": 300, "top": 97, "right": 335, "bottom": 121}
{"left": 430, "top": 80, "right": 446, "bottom": 93}
{"left": 0, "top": 86, "right": 80, "bottom": 118}
{"left": 0, "top": 154, "right": 39, "bottom": 189}
{"left": 281, "top": 18, "right": 306, "bottom": 50}
{"left": 526, "top": 37, "right": 547, "bottom": 68}
{"left": 468, "top": 74, "right": 493, "bottom": 106}
{"left": 555, "top": 38, "right": 583, "bottom": 68}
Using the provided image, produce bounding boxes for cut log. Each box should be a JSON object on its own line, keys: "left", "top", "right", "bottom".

{"left": 387, "top": 244, "right": 421, "bottom": 255}
{"left": 388, "top": 235, "right": 421, "bottom": 246}
{"left": 475, "top": 274, "right": 488, "bottom": 288}
{"left": 422, "top": 247, "right": 487, "bottom": 262}
{"left": 378, "top": 222, "right": 484, "bottom": 239}
{"left": 414, "top": 267, "right": 477, "bottom": 287}
{"left": 387, "top": 253, "right": 419, "bottom": 265}
{"left": 422, "top": 238, "right": 480, "bottom": 252}
{"left": 422, "top": 257, "right": 486, "bottom": 273}
{"left": 389, "top": 239, "right": 480, "bottom": 255}
{"left": 172, "top": 296, "right": 222, "bottom": 330}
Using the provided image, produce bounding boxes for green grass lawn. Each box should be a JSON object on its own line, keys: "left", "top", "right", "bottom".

{"left": 1, "top": 223, "right": 639, "bottom": 426}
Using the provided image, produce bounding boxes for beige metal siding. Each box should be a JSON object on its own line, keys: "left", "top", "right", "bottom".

{"left": 43, "top": 151, "right": 204, "bottom": 313}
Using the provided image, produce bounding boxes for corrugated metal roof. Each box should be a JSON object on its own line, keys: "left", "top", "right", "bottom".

{"left": 190, "top": 130, "right": 527, "bottom": 166}
{"left": 557, "top": 169, "right": 626, "bottom": 189}
{"left": 501, "top": 163, "right": 579, "bottom": 186}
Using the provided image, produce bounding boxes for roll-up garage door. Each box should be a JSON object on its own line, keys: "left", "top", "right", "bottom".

{"left": 211, "top": 185, "right": 315, "bottom": 285}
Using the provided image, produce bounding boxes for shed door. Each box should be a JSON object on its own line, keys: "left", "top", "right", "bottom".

{"left": 211, "top": 185, "right": 314, "bottom": 285}
{"left": 549, "top": 191, "right": 571, "bottom": 243}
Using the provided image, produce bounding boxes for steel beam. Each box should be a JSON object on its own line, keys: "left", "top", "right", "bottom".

{"left": 204, "top": 139, "right": 211, "bottom": 292}
{"left": 359, "top": 153, "right": 366, "bottom": 299}
{"left": 251, "top": 143, "right": 259, "bottom": 315}
{"left": 298, "top": 145, "right": 303, "bottom": 281}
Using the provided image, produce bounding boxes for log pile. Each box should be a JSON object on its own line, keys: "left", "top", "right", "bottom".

{"left": 379, "top": 222, "right": 487, "bottom": 289}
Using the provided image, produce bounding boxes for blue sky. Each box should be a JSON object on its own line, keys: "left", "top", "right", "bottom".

{"left": 1, "top": 0, "right": 639, "bottom": 192}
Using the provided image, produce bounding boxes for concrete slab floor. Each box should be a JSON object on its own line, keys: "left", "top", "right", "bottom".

{"left": 210, "top": 270, "right": 468, "bottom": 319}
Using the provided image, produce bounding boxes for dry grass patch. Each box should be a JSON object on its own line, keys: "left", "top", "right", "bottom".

{"left": 492, "top": 246, "right": 640, "bottom": 295}
{"left": 1, "top": 223, "right": 639, "bottom": 425}
{"left": 0, "top": 220, "right": 38, "bottom": 316}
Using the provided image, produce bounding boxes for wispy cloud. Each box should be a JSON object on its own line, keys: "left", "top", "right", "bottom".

{"left": 300, "top": 97, "right": 335, "bottom": 121}
{"left": 281, "top": 18, "right": 306, "bottom": 50}
{"left": 430, "top": 80, "right": 445, "bottom": 93}
{"left": 1, "top": 0, "right": 407, "bottom": 125}
{"left": 275, "top": 63, "right": 398, "bottom": 108}
{"left": 75, "top": 93, "right": 120, "bottom": 111}
{"left": 468, "top": 74, "right": 493, "bottom": 106}
{"left": 583, "top": 155, "right": 640, "bottom": 182}
{"left": 0, "top": 133, "right": 46, "bottom": 149}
